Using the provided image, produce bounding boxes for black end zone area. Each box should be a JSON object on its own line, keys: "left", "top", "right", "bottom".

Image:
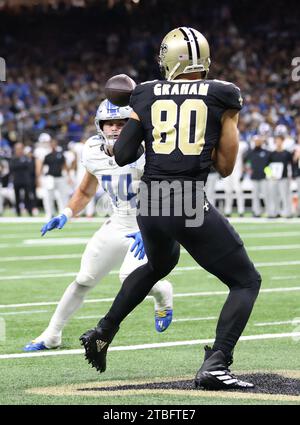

{"left": 78, "top": 374, "right": 300, "bottom": 396}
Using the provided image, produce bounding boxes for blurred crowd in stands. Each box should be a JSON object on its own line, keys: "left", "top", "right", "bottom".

{"left": 0, "top": 0, "right": 300, "bottom": 217}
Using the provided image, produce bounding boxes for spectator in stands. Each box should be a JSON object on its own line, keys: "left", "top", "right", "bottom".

{"left": 293, "top": 140, "right": 300, "bottom": 217}
{"left": 42, "top": 139, "right": 70, "bottom": 219}
{"left": 0, "top": 1, "right": 299, "bottom": 217}
{"left": 266, "top": 136, "right": 293, "bottom": 218}
{"left": 246, "top": 135, "right": 270, "bottom": 217}
{"left": 9, "top": 143, "right": 33, "bottom": 216}
{"left": 223, "top": 139, "right": 249, "bottom": 217}
{"left": 24, "top": 146, "right": 38, "bottom": 215}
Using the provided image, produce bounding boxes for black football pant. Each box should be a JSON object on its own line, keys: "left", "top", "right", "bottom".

{"left": 14, "top": 184, "right": 32, "bottom": 216}
{"left": 104, "top": 203, "right": 261, "bottom": 356}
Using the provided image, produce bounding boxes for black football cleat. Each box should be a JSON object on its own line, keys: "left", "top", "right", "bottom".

{"left": 194, "top": 346, "right": 254, "bottom": 390}
{"left": 80, "top": 318, "right": 119, "bottom": 373}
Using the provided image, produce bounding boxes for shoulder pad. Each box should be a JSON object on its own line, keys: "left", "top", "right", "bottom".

{"left": 85, "top": 134, "right": 103, "bottom": 147}
{"left": 210, "top": 80, "right": 243, "bottom": 111}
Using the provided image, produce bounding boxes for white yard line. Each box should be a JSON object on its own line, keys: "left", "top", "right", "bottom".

{"left": 271, "top": 275, "right": 300, "bottom": 280}
{"left": 0, "top": 331, "right": 299, "bottom": 360}
{"left": 2, "top": 217, "right": 300, "bottom": 224}
{"left": 0, "top": 272, "right": 77, "bottom": 281}
{"left": 2, "top": 244, "right": 300, "bottom": 262}
{"left": 1, "top": 259, "right": 299, "bottom": 275}
{"left": 0, "top": 218, "right": 105, "bottom": 224}
{"left": 0, "top": 310, "right": 49, "bottom": 316}
{"left": 255, "top": 319, "right": 300, "bottom": 327}
{"left": 172, "top": 317, "right": 217, "bottom": 323}
{"left": 75, "top": 315, "right": 217, "bottom": 322}
{"left": 229, "top": 218, "right": 300, "bottom": 224}
{"left": 0, "top": 234, "right": 299, "bottom": 250}
{"left": 1, "top": 286, "right": 300, "bottom": 310}
{"left": 240, "top": 232, "right": 300, "bottom": 238}
{"left": 0, "top": 297, "right": 117, "bottom": 309}
{"left": 75, "top": 315, "right": 108, "bottom": 320}
{"left": 0, "top": 254, "right": 82, "bottom": 262}
{"left": 23, "top": 238, "right": 90, "bottom": 246}
{"left": 175, "top": 261, "right": 300, "bottom": 271}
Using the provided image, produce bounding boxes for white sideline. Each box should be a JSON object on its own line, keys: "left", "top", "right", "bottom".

{"left": 1, "top": 286, "right": 300, "bottom": 309}
{"left": 0, "top": 332, "right": 299, "bottom": 360}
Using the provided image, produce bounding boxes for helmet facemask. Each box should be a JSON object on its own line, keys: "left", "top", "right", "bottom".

{"left": 94, "top": 99, "right": 132, "bottom": 153}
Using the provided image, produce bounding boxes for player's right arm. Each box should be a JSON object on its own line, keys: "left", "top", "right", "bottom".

{"left": 212, "top": 109, "right": 240, "bottom": 177}
{"left": 41, "top": 170, "right": 98, "bottom": 236}
{"left": 210, "top": 81, "right": 243, "bottom": 177}
{"left": 113, "top": 111, "right": 145, "bottom": 166}
{"left": 67, "top": 171, "right": 98, "bottom": 216}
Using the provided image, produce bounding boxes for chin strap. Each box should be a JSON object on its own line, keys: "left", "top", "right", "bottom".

{"left": 167, "top": 62, "right": 180, "bottom": 81}
{"left": 100, "top": 143, "right": 114, "bottom": 157}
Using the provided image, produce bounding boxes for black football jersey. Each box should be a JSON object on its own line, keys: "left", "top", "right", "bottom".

{"left": 130, "top": 79, "right": 243, "bottom": 182}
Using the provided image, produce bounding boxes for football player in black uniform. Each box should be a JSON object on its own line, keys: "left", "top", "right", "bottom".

{"left": 80, "top": 27, "right": 261, "bottom": 390}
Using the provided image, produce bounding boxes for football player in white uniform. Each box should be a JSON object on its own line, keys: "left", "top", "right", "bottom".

{"left": 24, "top": 100, "right": 173, "bottom": 351}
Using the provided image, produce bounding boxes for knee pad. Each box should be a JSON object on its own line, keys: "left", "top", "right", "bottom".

{"left": 119, "top": 272, "right": 126, "bottom": 284}
{"left": 75, "top": 272, "right": 99, "bottom": 288}
{"left": 72, "top": 281, "right": 92, "bottom": 296}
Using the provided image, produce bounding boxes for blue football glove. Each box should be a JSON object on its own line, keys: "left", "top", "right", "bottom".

{"left": 41, "top": 214, "right": 68, "bottom": 236}
{"left": 126, "top": 231, "right": 145, "bottom": 260}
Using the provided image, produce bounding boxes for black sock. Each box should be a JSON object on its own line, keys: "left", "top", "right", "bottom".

{"left": 212, "top": 287, "right": 259, "bottom": 355}
{"left": 105, "top": 263, "right": 159, "bottom": 326}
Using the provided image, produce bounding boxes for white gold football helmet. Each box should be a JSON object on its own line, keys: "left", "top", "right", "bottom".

{"left": 95, "top": 99, "right": 132, "bottom": 147}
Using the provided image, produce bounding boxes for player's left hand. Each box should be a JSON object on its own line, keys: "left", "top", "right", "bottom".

{"left": 126, "top": 231, "right": 145, "bottom": 260}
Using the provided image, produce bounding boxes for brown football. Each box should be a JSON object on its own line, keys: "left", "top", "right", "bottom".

{"left": 104, "top": 74, "right": 136, "bottom": 107}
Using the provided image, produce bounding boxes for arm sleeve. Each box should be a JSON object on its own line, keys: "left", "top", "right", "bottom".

{"left": 113, "top": 118, "right": 145, "bottom": 167}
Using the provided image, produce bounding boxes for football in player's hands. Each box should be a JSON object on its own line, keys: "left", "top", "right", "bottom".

{"left": 104, "top": 74, "right": 136, "bottom": 107}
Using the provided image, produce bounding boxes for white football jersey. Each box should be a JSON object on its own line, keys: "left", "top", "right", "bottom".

{"left": 81, "top": 135, "right": 145, "bottom": 216}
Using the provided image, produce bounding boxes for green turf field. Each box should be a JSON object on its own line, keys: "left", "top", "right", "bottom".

{"left": 0, "top": 219, "right": 300, "bottom": 405}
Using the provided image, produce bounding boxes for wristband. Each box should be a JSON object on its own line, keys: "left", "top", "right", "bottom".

{"left": 61, "top": 207, "right": 73, "bottom": 220}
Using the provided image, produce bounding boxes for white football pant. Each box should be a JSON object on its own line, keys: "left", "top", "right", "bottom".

{"left": 43, "top": 176, "right": 69, "bottom": 219}
{"left": 38, "top": 213, "right": 173, "bottom": 347}
{"left": 223, "top": 171, "right": 244, "bottom": 215}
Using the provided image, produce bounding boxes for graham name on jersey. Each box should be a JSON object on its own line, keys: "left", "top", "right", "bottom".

{"left": 153, "top": 82, "right": 209, "bottom": 96}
